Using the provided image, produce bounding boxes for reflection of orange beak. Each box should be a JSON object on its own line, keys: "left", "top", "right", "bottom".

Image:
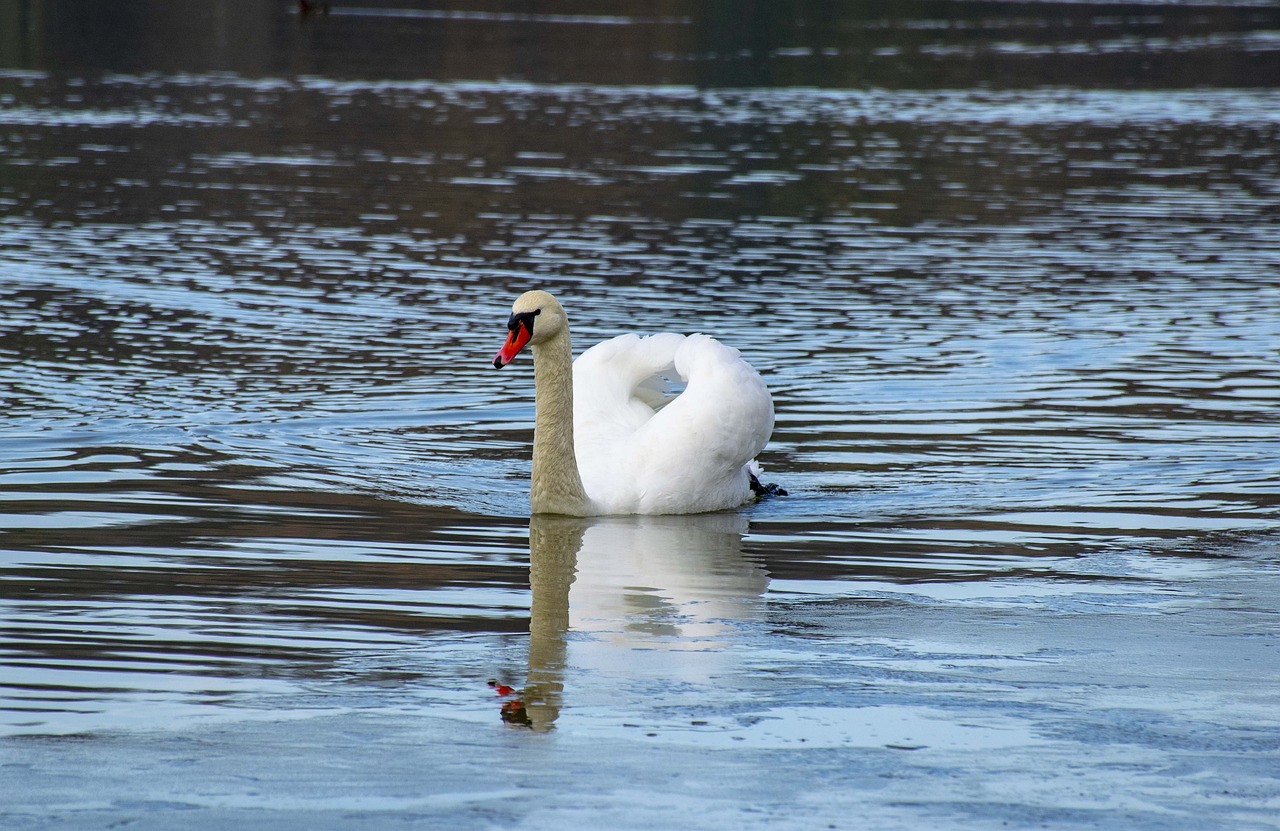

{"left": 493, "top": 325, "right": 532, "bottom": 369}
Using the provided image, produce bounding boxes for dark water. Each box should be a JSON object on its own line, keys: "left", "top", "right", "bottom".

{"left": 2, "top": 1, "right": 1279, "bottom": 828}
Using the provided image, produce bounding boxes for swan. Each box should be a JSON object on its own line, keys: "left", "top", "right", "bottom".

{"left": 492, "top": 289, "right": 782, "bottom": 516}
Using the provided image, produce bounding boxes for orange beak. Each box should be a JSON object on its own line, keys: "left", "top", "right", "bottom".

{"left": 493, "top": 324, "right": 532, "bottom": 369}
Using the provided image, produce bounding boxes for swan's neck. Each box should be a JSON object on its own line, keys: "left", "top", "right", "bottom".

{"left": 530, "top": 328, "right": 590, "bottom": 515}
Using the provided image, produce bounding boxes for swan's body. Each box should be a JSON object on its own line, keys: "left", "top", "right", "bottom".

{"left": 493, "top": 290, "right": 778, "bottom": 516}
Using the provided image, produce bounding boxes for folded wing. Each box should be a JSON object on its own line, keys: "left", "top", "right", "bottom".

{"left": 573, "top": 333, "right": 774, "bottom": 514}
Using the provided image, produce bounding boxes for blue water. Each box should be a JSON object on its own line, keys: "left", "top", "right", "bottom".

{"left": 2, "top": 2, "right": 1279, "bottom": 828}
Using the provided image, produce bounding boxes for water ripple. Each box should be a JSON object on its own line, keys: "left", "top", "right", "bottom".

{"left": 1, "top": 39, "right": 1278, "bottom": 737}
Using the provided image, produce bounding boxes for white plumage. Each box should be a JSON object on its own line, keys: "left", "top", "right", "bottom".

{"left": 494, "top": 290, "right": 778, "bottom": 516}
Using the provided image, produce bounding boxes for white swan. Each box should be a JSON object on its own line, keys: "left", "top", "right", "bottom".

{"left": 492, "top": 289, "right": 781, "bottom": 516}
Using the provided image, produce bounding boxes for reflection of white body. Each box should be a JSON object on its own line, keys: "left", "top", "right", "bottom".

{"left": 494, "top": 290, "right": 776, "bottom": 515}
{"left": 569, "top": 515, "right": 768, "bottom": 653}
{"left": 523, "top": 514, "right": 769, "bottom": 729}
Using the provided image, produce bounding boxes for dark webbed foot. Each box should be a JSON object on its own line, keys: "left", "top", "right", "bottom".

{"left": 749, "top": 472, "right": 788, "bottom": 498}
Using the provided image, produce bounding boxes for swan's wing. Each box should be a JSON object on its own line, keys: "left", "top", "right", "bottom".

{"left": 630, "top": 334, "right": 774, "bottom": 510}
{"left": 573, "top": 333, "right": 775, "bottom": 514}
{"left": 573, "top": 333, "right": 686, "bottom": 441}
{"left": 573, "top": 333, "right": 686, "bottom": 511}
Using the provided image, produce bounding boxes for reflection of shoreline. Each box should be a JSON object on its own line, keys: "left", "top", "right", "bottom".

{"left": 509, "top": 514, "right": 768, "bottom": 731}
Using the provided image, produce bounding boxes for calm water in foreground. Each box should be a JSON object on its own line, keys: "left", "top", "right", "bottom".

{"left": 1, "top": 1, "right": 1279, "bottom": 828}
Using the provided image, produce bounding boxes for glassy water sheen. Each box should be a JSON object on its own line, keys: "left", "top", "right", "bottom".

{"left": 2, "top": 1, "right": 1279, "bottom": 828}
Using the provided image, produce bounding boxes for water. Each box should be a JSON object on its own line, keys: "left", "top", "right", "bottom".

{"left": 2, "top": 1, "right": 1279, "bottom": 828}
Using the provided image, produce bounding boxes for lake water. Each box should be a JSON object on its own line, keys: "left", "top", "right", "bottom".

{"left": 2, "top": 1, "right": 1279, "bottom": 828}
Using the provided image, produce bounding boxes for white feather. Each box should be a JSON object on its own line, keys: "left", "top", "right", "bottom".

{"left": 572, "top": 332, "right": 775, "bottom": 514}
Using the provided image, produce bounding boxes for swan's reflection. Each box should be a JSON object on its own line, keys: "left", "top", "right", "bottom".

{"left": 505, "top": 513, "right": 768, "bottom": 731}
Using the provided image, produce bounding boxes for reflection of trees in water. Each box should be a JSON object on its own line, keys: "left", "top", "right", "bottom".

{"left": 3, "top": 2, "right": 1274, "bottom": 88}
{"left": 505, "top": 513, "right": 768, "bottom": 731}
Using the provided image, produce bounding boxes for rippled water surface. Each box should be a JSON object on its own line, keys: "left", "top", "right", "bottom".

{"left": 2, "top": 1, "right": 1279, "bottom": 828}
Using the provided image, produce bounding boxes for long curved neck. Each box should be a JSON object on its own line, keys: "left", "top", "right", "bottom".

{"left": 530, "top": 327, "right": 590, "bottom": 515}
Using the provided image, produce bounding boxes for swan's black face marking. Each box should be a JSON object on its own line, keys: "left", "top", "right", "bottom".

{"left": 507, "top": 308, "right": 540, "bottom": 338}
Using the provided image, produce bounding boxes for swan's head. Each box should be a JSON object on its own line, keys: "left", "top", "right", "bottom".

{"left": 493, "top": 290, "right": 567, "bottom": 369}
